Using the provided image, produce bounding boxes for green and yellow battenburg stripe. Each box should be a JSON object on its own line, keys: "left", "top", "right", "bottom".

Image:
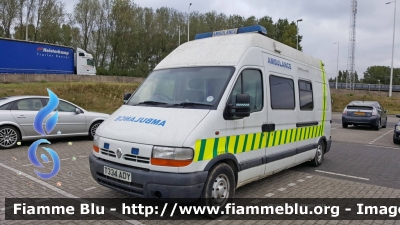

{"left": 193, "top": 60, "right": 328, "bottom": 162}
{"left": 193, "top": 125, "right": 322, "bottom": 162}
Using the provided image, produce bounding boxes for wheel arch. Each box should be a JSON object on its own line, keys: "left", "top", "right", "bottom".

{"left": 203, "top": 154, "right": 240, "bottom": 188}
{"left": 0, "top": 123, "right": 23, "bottom": 140}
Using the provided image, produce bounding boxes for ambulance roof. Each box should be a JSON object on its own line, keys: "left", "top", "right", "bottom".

{"left": 155, "top": 26, "right": 322, "bottom": 70}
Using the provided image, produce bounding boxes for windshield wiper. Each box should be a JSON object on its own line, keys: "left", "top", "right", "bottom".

{"left": 137, "top": 101, "right": 167, "bottom": 105}
{"left": 171, "top": 102, "right": 213, "bottom": 107}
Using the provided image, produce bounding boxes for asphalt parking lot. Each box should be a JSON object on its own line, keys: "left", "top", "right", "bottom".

{"left": 1, "top": 112, "right": 400, "bottom": 225}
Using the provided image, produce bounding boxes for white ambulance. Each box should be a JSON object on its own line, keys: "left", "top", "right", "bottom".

{"left": 89, "top": 25, "right": 332, "bottom": 209}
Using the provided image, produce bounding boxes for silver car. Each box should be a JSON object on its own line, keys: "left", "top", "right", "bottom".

{"left": 0, "top": 96, "right": 109, "bottom": 149}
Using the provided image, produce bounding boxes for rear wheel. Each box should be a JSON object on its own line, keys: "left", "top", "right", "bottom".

{"left": 0, "top": 126, "right": 20, "bottom": 149}
{"left": 342, "top": 123, "right": 348, "bottom": 128}
{"left": 200, "top": 163, "right": 235, "bottom": 218}
{"left": 88, "top": 121, "right": 102, "bottom": 139}
{"left": 309, "top": 140, "right": 325, "bottom": 167}
{"left": 374, "top": 120, "right": 381, "bottom": 131}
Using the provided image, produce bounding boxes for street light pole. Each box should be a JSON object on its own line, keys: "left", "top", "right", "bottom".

{"left": 178, "top": 26, "right": 180, "bottom": 46}
{"left": 296, "top": 19, "right": 303, "bottom": 50}
{"left": 334, "top": 42, "right": 339, "bottom": 89}
{"left": 188, "top": 3, "right": 192, "bottom": 42}
{"left": 387, "top": 0, "right": 397, "bottom": 97}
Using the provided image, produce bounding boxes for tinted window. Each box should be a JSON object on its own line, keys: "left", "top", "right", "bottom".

{"left": 270, "top": 75, "right": 295, "bottom": 109}
{"left": 57, "top": 101, "right": 76, "bottom": 112}
{"left": 229, "top": 69, "right": 263, "bottom": 114}
{"left": 15, "top": 99, "right": 43, "bottom": 111}
{"left": 0, "top": 102, "right": 12, "bottom": 110}
{"left": 299, "top": 80, "right": 314, "bottom": 110}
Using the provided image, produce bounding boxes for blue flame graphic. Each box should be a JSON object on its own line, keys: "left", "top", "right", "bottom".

{"left": 34, "top": 89, "right": 59, "bottom": 136}
{"left": 28, "top": 139, "right": 60, "bottom": 179}
{"left": 28, "top": 88, "right": 61, "bottom": 180}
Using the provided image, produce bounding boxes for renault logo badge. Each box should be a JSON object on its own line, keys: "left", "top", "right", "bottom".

{"left": 116, "top": 148, "right": 122, "bottom": 159}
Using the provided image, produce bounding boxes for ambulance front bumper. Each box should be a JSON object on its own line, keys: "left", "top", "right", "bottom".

{"left": 89, "top": 154, "right": 207, "bottom": 201}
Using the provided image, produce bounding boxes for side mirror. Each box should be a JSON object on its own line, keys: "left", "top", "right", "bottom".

{"left": 229, "top": 94, "right": 251, "bottom": 118}
{"left": 75, "top": 108, "right": 81, "bottom": 114}
{"left": 124, "top": 92, "right": 132, "bottom": 104}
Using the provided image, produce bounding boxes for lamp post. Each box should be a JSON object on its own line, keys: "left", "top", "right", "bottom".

{"left": 178, "top": 26, "right": 180, "bottom": 46}
{"left": 296, "top": 19, "right": 303, "bottom": 50}
{"left": 334, "top": 42, "right": 339, "bottom": 89}
{"left": 188, "top": 3, "right": 192, "bottom": 42}
{"left": 378, "top": 79, "right": 381, "bottom": 93}
{"left": 386, "top": 0, "right": 397, "bottom": 97}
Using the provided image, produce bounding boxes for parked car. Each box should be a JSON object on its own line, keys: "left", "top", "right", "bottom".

{"left": 0, "top": 96, "right": 109, "bottom": 149}
{"left": 342, "top": 101, "right": 387, "bottom": 130}
{"left": 393, "top": 115, "right": 400, "bottom": 144}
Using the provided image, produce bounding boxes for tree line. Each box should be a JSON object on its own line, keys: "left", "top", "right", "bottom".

{"left": 0, "top": 0, "right": 303, "bottom": 77}
{"left": 329, "top": 66, "right": 400, "bottom": 85}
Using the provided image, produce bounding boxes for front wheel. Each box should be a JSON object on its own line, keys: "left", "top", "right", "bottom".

{"left": 342, "top": 123, "right": 348, "bottom": 128}
{"left": 88, "top": 121, "right": 103, "bottom": 139}
{"left": 200, "top": 163, "right": 235, "bottom": 218}
{"left": 382, "top": 117, "right": 387, "bottom": 128}
{"left": 0, "top": 126, "right": 20, "bottom": 149}
{"left": 309, "top": 140, "right": 325, "bottom": 167}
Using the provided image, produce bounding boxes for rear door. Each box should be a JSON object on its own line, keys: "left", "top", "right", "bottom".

{"left": 10, "top": 98, "right": 45, "bottom": 137}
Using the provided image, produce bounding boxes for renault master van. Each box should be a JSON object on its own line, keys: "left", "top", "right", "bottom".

{"left": 89, "top": 25, "right": 332, "bottom": 209}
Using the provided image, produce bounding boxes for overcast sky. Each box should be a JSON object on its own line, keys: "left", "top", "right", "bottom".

{"left": 64, "top": 0, "right": 399, "bottom": 81}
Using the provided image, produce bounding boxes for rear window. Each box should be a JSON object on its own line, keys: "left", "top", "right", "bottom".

{"left": 347, "top": 106, "right": 373, "bottom": 110}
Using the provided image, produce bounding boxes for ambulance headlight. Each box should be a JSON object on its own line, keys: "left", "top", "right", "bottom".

{"left": 151, "top": 146, "right": 194, "bottom": 167}
{"left": 93, "top": 135, "right": 100, "bottom": 153}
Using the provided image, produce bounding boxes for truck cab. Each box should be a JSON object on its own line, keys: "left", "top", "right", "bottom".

{"left": 75, "top": 48, "right": 96, "bottom": 75}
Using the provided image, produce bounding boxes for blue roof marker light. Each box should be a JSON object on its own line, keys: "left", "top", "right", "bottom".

{"left": 194, "top": 25, "right": 267, "bottom": 40}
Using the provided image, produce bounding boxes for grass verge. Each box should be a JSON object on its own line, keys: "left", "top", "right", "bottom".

{"left": 0, "top": 82, "right": 139, "bottom": 115}
{"left": 1, "top": 83, "right": 400, "bottom": 116}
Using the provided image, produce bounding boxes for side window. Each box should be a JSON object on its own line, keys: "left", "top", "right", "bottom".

{"left": 87, "top": 59, "right": 95, "bottom": 66}
{"left": 298, "top": 80, "right": 314, "bottom": 111}
{"left": 57, "top": 101, "right": 76, "bottom": 112}
{"left": 228, "top": 69, "right": 263, "bottom": 113}
{"left": 270, "top": 75, "right": 295, "bottom": 110}
{"left": 14, "top": 99, "right": 43, "bottom": 111}
{"left": 0, "top": 102, "right": 13, "bottom": 110}
{"left": 79, "top": 52, "right": 85, "bottom": 56}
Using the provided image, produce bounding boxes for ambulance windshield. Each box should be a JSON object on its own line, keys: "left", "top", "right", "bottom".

{"left": 127, "top": 66, "right": 235, "bottom": 109}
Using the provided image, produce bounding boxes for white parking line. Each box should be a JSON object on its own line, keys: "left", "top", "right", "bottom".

{"left": 288, "top": 183, "right": 296, "bottom": 186}
{"left": 22, "top": 164, "right": 32, "bottom": 167}
{"left": 0, "top": 162, "right": 141, "bottom": 224}
{"left": 315, "top": 170, "right": 369, "bottom": 181}
{"left": 265, "top": 193, "right": 275, "bottom": 197}
{"left": 366, "top": 145, "right": 400, "bottom": 150}
{"left": 368, "top": 130, "right": 393, "bottom": 145}
{"left": 61, "top": 158, "right": 69, "bottom": 161}
{"left": 83, "top": 187, "right": 97, "bottom": 191}
{"left": 79, "top": 156, "right": 87, "bottom": 158}
{"left": 277, "top": 188, "right": 286, "bottom": 192}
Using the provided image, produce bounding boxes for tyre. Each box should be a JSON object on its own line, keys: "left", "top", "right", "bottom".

{"left": 394, "top": 136, "right": 400, "bottom": 144}
{"left": 374, "top": 120, "right": 381, "bottom": 131}
{"left": 0, "top": 126, "right": 20, "bottom": 149}
{"left": 342, "top": 123, "right": 348, "bottom": 128}
{"left": 88, "top": 121, "right": 103, "bottom": 139}
{"left": 309, "top": 140, "right": 325, "bottom": 167}
{"left": 200, "top": 163, "right": 235, "bottom": 218}
{"left": 382, "top": 118, "right": 387, "bottom": 128}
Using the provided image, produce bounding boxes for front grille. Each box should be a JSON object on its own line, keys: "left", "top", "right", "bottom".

{"left": 123, "top": 154, "right": 150, "bottom": 164}
{"left": 101, "top": 148, "right": 116, "bottom": 157}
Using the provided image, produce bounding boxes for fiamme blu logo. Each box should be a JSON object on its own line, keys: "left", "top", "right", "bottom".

{"left": 27, "top": 89, "right": 61, "bottom": 179}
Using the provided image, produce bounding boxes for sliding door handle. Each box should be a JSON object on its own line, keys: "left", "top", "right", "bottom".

{"left": 262, "top": 124, "right": 275, "bottom": 132}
